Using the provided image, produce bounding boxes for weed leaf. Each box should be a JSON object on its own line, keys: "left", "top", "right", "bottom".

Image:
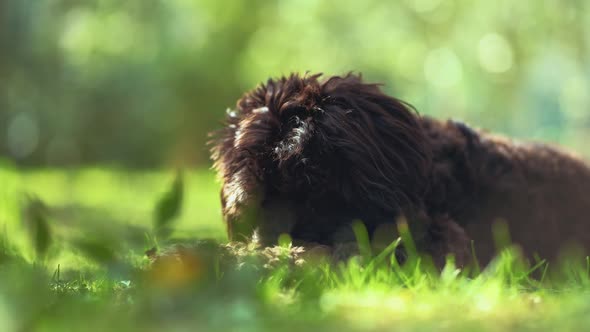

{"left": 153, "top": 170, "right": 184, "bottom": 239}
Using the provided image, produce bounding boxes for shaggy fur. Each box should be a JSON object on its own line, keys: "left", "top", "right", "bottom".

{"left": 210, "top": 73, "right": 590, "bottom": 267}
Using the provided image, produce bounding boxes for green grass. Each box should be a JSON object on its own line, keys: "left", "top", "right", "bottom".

{"left": 1, "top": 166, "right": 590, "bottom": 332}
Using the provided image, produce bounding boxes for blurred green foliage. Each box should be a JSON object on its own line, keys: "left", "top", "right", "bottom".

{"left": 1, "top": 0, "right": 589, "bottom": 167}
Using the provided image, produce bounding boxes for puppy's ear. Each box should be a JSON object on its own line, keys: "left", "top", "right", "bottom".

{"left": 314, "top": 73, "right": 432, "bottom": 212}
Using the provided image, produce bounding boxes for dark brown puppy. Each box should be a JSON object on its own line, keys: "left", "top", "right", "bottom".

{"left": 210, "top": 73, "right": 590, "bottom": 266}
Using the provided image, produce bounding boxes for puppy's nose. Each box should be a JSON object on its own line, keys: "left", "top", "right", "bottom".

{"left": 226, "top": 204, "right": 259, "bottom": 242}
{"left": 257, "top": 198, "right": 297, "bottom": 244}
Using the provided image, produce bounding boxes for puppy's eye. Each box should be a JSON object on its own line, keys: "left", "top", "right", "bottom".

{"left": 281, "top": 106, "right": 306, "bottom": 120}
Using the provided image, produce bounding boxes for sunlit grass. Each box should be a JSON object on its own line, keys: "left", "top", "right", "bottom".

{"left": 1, "top": 167, "right": 590, "bottom": 331}
{"left": 0, "top": 166, "right": 224, "bottom": 243}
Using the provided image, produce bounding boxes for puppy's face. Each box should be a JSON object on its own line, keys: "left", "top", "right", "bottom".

{"left": 211, "top": 74, "right": 431, "bottom": 245}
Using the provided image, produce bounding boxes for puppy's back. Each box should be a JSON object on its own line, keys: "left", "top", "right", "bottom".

{"left": 427, "top": 119, "right": 590, "bottom": 264}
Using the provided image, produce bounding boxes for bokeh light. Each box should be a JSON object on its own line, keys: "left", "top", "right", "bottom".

{"left": 7, "top": 113, "right": 39, "bottom": 159}
{"left": 478, "top": 33, "right": 514, "bottom": 74}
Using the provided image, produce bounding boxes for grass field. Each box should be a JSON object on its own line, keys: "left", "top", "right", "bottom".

{"left": 1, "top": 166, "right": 590, "bottom": 332}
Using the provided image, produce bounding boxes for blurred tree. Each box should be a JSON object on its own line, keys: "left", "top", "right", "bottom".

{"left": 0, "top": 0, "right": 588, "bottom": 167}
